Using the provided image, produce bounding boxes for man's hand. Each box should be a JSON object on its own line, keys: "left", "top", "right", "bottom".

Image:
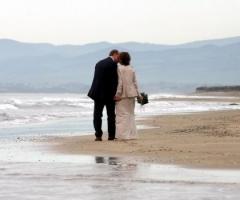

{"left": 114, "top": 95, "right": 121, "bottom": 101}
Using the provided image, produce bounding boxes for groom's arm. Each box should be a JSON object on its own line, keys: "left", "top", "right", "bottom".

{"left": 115, "top": 67, "right": 123, "bottom": 98}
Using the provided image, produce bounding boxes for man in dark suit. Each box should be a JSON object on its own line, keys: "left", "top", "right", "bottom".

{"left": 88, "top": 50, "right": 119, "bottom": 141}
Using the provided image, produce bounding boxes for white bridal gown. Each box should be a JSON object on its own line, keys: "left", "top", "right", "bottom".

{"left": 115, "top": 64, "right": 140, "bottom": 140}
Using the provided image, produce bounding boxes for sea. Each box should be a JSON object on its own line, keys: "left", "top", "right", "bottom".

{"left": 0, "top": 93, "right": 240, "bottom": 200}
{"left": 0, "top": 93, "right": 239, "bottom": 138}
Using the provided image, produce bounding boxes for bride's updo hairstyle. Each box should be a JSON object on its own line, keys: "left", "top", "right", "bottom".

{"left": 119, "top": 52, "right": 131, "bottom": 66}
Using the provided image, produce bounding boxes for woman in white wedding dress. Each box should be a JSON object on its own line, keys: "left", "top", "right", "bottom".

{"left": 114, "top": 52, "right": 142, "bottom": 140}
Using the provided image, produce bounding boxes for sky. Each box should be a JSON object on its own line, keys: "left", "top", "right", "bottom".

{"left": 0, "top": 0, "right": 240, "bottom": 45}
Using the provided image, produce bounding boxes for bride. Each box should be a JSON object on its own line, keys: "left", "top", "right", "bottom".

{"left": 114, "top": 52, "right": 142, "bottom": 140}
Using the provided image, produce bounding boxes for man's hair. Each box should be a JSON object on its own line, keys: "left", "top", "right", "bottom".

{"left": 119, "top": 52, "right": 131, "bottom": 66}
{"left": 109, "top": 49, "right": 119, "bottom": 56}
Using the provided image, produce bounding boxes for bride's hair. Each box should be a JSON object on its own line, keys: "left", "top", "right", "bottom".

{"left": 119, "top": 52, "right": 131, "bottom": 66}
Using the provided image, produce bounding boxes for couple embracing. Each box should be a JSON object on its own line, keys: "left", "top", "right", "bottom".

{"left": 88, "top": 50, "right": 142, "bottom": 141}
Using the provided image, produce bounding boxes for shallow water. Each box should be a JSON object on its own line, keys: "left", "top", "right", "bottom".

{"left": 0, "top": 140, "right": 240, "bottom": 200}
{"left": 1, "top": 159, "right": 240, "bottom": 200}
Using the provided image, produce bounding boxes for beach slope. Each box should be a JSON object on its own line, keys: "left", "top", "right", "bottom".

{"left": 49, "top": 110, "right": 240, "bottom": 169}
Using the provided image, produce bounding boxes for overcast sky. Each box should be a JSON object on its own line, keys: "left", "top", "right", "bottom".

{"left": 0, "top": 0, "right": 240, "bottom": 44}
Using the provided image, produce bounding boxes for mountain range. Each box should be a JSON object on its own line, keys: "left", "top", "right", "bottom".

{"left": 0, "top": 36, "right": 240, "bottom": 93}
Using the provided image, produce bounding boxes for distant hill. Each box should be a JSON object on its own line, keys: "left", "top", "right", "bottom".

{"left": 0, "top": 36, "right": 240, "bottom": 93}
{"left": 178, "top": 36, "right": 240, "bottom": 48}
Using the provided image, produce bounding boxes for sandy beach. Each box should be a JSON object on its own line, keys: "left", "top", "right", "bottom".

{"left": 48, "top": 109, "right": 240, "bottom": 169}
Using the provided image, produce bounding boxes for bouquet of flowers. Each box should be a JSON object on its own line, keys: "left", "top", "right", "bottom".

{"left": 137, "top": 92, "right": 149, "bottom": 105}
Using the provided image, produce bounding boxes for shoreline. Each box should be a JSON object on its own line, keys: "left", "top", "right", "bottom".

{"left": 46, "top": 109, "right": 240, "bottom": 169}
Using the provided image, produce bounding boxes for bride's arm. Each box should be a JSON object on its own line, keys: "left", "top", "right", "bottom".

{"left": 133, "top": 70, "right": 141, "bottom": 97}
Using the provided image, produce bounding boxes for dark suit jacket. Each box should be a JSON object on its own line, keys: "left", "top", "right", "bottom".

{"left": 88, "top": 57, "right": 118, "bottom": 102}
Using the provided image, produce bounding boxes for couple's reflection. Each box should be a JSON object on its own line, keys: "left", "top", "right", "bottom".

{"left": 95, "top": 156, "right": 119, "bottom": 165}
{"left": 92, "top": 156, "right": 139, "bottom": 198}
{"left": 95, "top": 156, "right": 138, "bottom": 171}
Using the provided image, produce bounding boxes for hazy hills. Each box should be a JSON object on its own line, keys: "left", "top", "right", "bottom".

{"left": 0, "top": 36, "right": 240, "bottom": 93}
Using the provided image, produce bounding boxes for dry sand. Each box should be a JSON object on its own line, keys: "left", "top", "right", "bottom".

{"left": 48, "top": 109, "right": 240, "bottom": 169}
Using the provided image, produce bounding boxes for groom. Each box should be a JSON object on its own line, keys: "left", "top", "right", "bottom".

{"left": 88, "top": 50, "right": 119, "bottom": 141}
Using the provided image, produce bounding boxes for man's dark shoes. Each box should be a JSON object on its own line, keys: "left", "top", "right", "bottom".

{"left": 95, "top": 137, "right": 102, "bottom": 141}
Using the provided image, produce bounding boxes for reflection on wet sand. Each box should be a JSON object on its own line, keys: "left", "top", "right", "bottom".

{"left": 1, "top": 155, "right": 240, "bottom": 200}
{"left": 95, "top": 156, "right": 122, "bottom": 165}
{"left": 1, "top": 138, "right": 240, "bottom": 200}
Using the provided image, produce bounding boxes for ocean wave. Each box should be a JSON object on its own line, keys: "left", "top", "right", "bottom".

{"left": 0, "top": 113, "right": 12, "bottom": 121}
{"left": 0, "top": 93, "right": 239, "bottom": 128}
{"left": 0, "top": 111, "right": 92, "bottom": 127}
{"left": 0, "top": 104, "right": 18, "bottom": 110}
{"left": 1, "top": 97, "right": 93, "bottom": 109}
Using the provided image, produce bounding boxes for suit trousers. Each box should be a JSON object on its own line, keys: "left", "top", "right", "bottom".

{"left": 93, "top": 100, "right": 116, "bottom": 139}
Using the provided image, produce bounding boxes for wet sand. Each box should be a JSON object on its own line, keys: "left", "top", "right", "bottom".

{"left": 48, "top": 109, "right": 240, "bottom": 169}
